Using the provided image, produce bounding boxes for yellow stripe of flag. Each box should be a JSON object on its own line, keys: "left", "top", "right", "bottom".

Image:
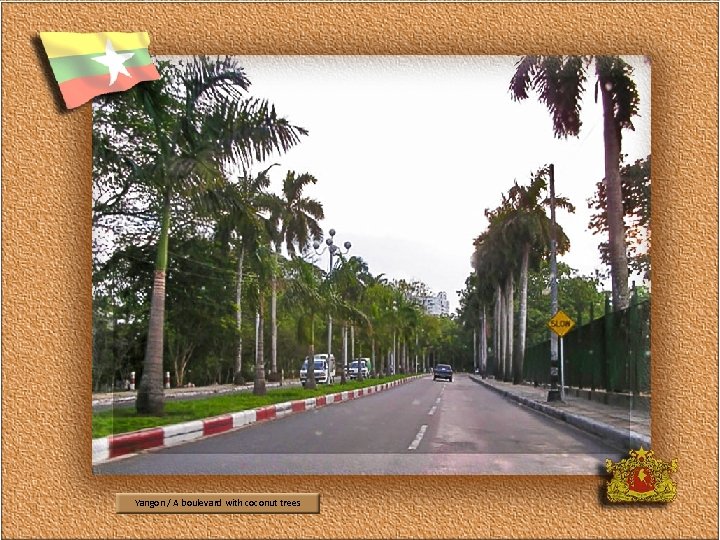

{"left": 39, "top": 32, "right": 151, "bottom": 59}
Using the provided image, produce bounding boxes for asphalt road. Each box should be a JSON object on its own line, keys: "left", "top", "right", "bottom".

{"left": 95, "top": 375, "right": 623, "bottom": 475}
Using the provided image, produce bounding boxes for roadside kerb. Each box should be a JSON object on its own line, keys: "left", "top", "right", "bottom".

{"left": 93, "top": 375, "right": 426, "bottom": 465}
{"left": 469, "top": 376, "right": 650, "bottom": 451}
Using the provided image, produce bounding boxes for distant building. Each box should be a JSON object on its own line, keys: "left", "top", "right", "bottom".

{"left": 418, "top": 291, "right": 450, "bottom": 317}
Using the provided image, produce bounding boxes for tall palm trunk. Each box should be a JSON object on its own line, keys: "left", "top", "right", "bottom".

{"left": 350, "top": 325, "right": 355, "bottom": 361}
{"left": 392, "top": 331, "right": 398, "bottom": 375}
{"left": 136, "top": 192, "right": 170, "bottom": 415}
{"left": 497, "top": 284, "right": 505, "bottom": 380}
{"left": 415, "top": 333, "right": 419, "bottom": 374}
{"left": 353, "top": 325, "right": 363, "bottom": 381}
{"left": 504, "top": 274, "right": 514, "bottom": 382}
{"left": 481, "top": 304, "right": 488, "bottom": 378}
{"left": 341, "top": 324, "right": 348, "bottom": 384}
{"left": 493, "top": 287, "right": 499, "bottom": 378}
{"left": 513, "top": 245, "right": 530, "bottom": 384}
{"left": 599, "top": 70, "right": 630, "bottom": 311}
{"left": 371, "top": 337, "right": 376, "bottom": 377}
{"left": 477, "top": 298, "right": 483, "bottom": 373}
{"left": 271, "top": 273, "right": 278, "bottom": 376}
{"left": 233, "top": 243, "right": 245, "bottom": 385}
{"left": 253, "top": 296, "right": 266, "bottom": 395}
{"left": 403, "top": 341, "right": 408, "bottom": 374}
{"left": 305, "top": 317, "right": 317, "bottom": 390}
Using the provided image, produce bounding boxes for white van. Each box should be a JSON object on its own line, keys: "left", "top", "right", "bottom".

{"left": 348, "top": 358, "right": 370, "bottom": 379}
{"left": 300, "top": 354, "right": 336, "bottom": 386}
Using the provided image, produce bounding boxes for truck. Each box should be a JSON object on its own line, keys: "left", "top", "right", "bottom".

{"left": 300, "top": 353, "right": 336, "bottom": 386}
{"left": 348, "top": 358, "right": 372, "bottom": 379}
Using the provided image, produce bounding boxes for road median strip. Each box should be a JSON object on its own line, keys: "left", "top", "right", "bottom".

{"left": 93, "top": 375, "right": 426, "bottom": 465}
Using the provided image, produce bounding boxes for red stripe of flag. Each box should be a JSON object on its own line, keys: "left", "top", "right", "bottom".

{"left": 58, "top": 64, "right": 159, "bottom": 108}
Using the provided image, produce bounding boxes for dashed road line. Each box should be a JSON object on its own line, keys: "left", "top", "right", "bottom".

{"left": 408, "top": 425, "right": 428, "bottom": 451}
{"left": 428, "top": 405, "right": 437, "bottom": 415}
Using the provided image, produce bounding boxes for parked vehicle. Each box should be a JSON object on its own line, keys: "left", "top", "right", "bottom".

{"left": 300, "top": 354, "right": 336, "bottom": 386}
{"left": 433, "top": 363, "right": 453, "bottom": 382}
{"left": 348, "top": 358, "right": 371, "bottom": 379}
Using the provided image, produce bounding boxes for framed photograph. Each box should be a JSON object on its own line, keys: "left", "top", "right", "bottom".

{"left": 91, "top": 54, "right": 651, "bottom": 478}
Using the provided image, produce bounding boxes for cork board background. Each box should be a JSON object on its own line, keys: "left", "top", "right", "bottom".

{"left": 2, "top": 2, "right": 717, "bottom": 539}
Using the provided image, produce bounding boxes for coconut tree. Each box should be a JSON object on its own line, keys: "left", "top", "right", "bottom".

{"left": 247, "top": 242, "right": 277, "bottom": 395}
{"left": 480, "top": 202, "right": 520, "bottom": 382}
{"left": 510, "top": 55, "right": 640, "bottom": 311}
{"left": 330, "top": 256, "right": 372, "bottom": 381}
{"left": 361, "top": 274, "right": 391, "bottom": 376}
{"left": 283, "top": 257, "right": 329, "bottom": 390}
{"left": 473, "top": 222, "right": 511, "bottom": 379}
{"left": 500, "top": 168, "right": 574, "bottom": 383}
{"left": 94, "top": 56, "right": 309, "bottom": 415}
{"left": 210, "top": 166, "right": 278, "bottom": 386}
{"left": 268, "top": 171, "right": 325, "bottom": 378}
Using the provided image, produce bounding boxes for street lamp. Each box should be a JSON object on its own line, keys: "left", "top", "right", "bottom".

{"left": 313, "top": 228, "right": 351, "bottom": 384}
{"left": 547, "top": 163, "right": 562, "bottom": 402}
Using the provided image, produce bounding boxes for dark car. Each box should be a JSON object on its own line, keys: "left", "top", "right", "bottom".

{"left": 433, "top": 364, "right": 453, "bottom": 382}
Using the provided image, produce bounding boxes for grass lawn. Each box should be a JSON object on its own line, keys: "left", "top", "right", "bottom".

{"left": 93, "top": 374, "right": 413, "bottom": 438}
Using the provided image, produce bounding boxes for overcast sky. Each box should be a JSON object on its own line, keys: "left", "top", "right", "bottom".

{"left": 174, "top": 56, "right": 651, "bottom": 313}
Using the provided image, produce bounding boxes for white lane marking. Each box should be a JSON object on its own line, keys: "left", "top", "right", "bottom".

{"left": 429, "top": 384, "right": 443, "bottom": 414}
{"left": 408, "top": 425, "right": 428, "bottom": 451}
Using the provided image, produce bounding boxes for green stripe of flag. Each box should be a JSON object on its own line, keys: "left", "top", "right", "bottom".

{"left": 48, "top": 48, "right": 154, "bottom": 84}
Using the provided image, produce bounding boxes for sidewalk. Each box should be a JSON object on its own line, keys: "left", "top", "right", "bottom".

{"left": 469, "top": 376, "right": 650, "bottom": 451}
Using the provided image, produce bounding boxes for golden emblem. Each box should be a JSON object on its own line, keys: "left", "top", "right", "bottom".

{"left": 605, "top": 447, "right": 678, "bottom": 503}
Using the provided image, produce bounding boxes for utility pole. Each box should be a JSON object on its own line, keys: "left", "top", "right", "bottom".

{"left": 547, "top": 163, "right": 562, "bottom": 402}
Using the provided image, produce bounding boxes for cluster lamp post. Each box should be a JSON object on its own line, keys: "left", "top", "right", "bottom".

{"left": 313, "top": 228, "right": 351, "bottom": 384}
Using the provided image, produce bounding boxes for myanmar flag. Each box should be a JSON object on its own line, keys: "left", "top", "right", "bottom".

{"left": 39, "top": 32, "right": 160, "bottom": 109}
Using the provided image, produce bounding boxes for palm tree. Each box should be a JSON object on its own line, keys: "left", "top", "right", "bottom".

{"left": 97, "top": 57, "right": 245, "bottom": 415}
{"left": 248, "top": 243, "right": 276, "bottom": 395}
{"left": 94, "top": 56, "right": 308, "bottom": 415}
{"left": 473, "top": 223, "right": 510, "bottom": 380}
{"left": 269, "top": 171, "right": 324, "bottom": 378}
{"left": 510, "top": 55, "right": 640, "bottom": 311}
{"left": 212, "top": 167, "right": 278, "bottom": 386}
{"left": 330, "top": 256, "right": 371, "bottom": 382}
{"left": 500, "top": 168, "right": 573, "bottom": 383}
{"left": 481, "top": 203, "right": 519, "bottom": 382}
{"left": 283, "top": 257, "right": 327, "bottom": 390}
{"left": 361, "top": 274, "right": 390, "bottom": 376}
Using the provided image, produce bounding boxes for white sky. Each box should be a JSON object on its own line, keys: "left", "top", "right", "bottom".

{"left": 178, "top": 56, "right": 651, "bottom": 313}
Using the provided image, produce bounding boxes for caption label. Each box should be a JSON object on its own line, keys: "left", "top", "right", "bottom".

{"left": 116, "top": 493, "right": 320, "bottom": 514}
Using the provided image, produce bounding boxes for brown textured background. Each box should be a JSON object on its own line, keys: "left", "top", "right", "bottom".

{"left": 2, "top": 3, "right": 718, "bottom": 539}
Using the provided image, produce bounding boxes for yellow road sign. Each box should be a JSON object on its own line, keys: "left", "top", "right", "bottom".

{"left": 548, "top": 310, "right": 575, "bottom": 337}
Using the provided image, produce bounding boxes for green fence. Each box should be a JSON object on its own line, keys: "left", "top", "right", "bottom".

{"left": 523, "top": 299, "right": 650, "bottom": 394}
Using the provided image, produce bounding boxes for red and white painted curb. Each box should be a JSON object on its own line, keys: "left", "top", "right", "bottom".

{"left": 93, "top": 375, "right": 425, "bottom": 465}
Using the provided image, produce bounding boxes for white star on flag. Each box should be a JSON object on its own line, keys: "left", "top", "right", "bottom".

{"left": 91, "top": 40, "right": 135, "bottom": 86}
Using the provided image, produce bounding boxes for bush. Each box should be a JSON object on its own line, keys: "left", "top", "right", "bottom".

{"left": 233, "top": 373, "right": 246, "bottom": 386}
